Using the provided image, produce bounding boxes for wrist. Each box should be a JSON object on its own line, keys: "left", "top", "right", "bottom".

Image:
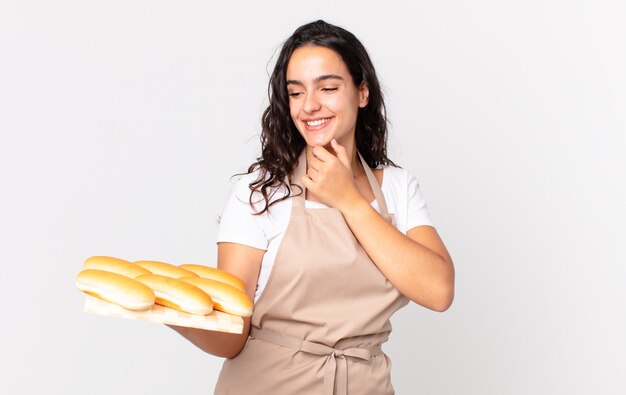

{"left": 337, "top": 191, "right": 370, "bottom": 218}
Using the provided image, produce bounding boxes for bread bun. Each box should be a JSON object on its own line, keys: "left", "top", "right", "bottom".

{"left": 135, "top": 274, "right": 213, "bottom": 315}
{"left": 134, "top": 260, "right": 198, "bottom": 279}
{"left": 76, "top": 269, "right": 155, "bottom": 311}
{"left": 179, "top": 264, "right": 246, "bottom": 292}
{"left": 179, "top": 277, "right": 253, "bottom": 317}
{"left": 83, "top": 256, "right": 152, "bottom": 279}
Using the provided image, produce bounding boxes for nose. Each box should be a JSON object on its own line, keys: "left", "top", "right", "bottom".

{"left": 302, "top": 92, "right": 321, "bottom": 114}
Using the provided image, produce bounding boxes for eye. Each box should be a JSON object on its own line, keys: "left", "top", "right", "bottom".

{"left": 321, "top": 87, "right": 338, "bottom": 92}
{"left": 288, "top": 92, "right": 303, "bottom": 98}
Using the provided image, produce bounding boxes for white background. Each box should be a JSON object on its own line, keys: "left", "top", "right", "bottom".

{"left": 1, "top": 1, "right": 625, "bottom": 394}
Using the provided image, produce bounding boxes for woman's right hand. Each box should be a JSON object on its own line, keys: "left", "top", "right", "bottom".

{"left": 167, "top": 242, "right": 264, "bottom": 358}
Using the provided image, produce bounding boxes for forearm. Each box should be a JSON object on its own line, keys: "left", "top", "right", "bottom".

{"left": 340, "top": 197, "right": 454, "bottom": 311}
{"left": 166, "top": 317, "right": 251, "bottom": 358}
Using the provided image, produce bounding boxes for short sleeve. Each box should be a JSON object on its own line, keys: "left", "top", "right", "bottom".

{"left": 406, "top": 170, "right": 435, "bottom": 230}
{"left": 216, "top": 174, "right": 269, "bottom": 250}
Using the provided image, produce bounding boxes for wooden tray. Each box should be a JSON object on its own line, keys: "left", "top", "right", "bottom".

{"left": 84, "top": 295, "right": 244, "bottom": 333}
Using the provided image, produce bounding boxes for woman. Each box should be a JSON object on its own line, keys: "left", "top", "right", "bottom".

{"left": 170, "top": 20, "right": 454, "bottom": 394}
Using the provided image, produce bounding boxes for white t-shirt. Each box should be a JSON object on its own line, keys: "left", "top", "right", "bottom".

{"left": 217, "top": 165, "right": 434, "bottom": 302}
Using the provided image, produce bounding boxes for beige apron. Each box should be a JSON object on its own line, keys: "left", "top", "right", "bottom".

{"left": 215, "top": 150, "right": 409, "bottom": 395}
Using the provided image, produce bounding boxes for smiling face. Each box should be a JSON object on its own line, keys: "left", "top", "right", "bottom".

{"left": 286, "top": 45, "right": 369, "bottom": 149}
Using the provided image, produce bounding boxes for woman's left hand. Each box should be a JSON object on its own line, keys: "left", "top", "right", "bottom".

{"left": 301, "top": 139, "right": 362, "bottom": 211}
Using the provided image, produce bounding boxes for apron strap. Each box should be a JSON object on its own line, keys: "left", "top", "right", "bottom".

{"left": 290, "top": 149, "right": 390, "bottom": 216}
{"left": 357, "top": 152, "right": 389, "bottom": 216}
{"left": 250, "top": 327, "right": 382, "bottom": 395}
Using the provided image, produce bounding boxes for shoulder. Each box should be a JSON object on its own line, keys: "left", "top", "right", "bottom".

{"left": 377, "top": 165, "right": 412, "bottom": 191}
{"left": 378, "top": 164, "right": 434, "bottom": 231}
{"left": 378, "top": 165, "right": 427, "bottom": 204}
{"left": 229, "top": 170, "right": 261, "bottom": 195}
{"left": 228, "top": 169, "right": 290, "bottom": 213}
{"left": 377, "top": 164, "right": 407, "bottom": 177}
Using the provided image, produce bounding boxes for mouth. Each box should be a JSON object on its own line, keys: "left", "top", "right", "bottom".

{"left": 305, "top": 118, "right": 331, "bottom": 127}
{"left": 303, "top": 117, "right": 333, "bottom": 131}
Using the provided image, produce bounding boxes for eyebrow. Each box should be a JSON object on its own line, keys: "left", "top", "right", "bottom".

{"left": 286, "top": 74, "right": 345, "bottom": 86}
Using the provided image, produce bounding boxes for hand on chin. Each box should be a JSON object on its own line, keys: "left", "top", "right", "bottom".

{"left": 305, "top": 136, "right": 333, "bottom": 153}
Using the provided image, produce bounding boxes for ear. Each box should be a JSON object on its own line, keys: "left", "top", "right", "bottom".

{"left": 358, "top": 82, "right": 369, "bottom": 108}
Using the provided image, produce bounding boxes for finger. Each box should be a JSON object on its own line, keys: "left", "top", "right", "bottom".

{"left": 306, "top": 166, "right": 319, "bottom": 181}
{"left": 301, "top": 175, "right": 315, "bottom": 191}
{"left": 308, "top": 154, "right": 323, "bottom": 172}
{"left": 312, "top": 145, "right": 335, "bottom": 162}
{"left": 330, "top": 139, "right": 350, "bottom": 168}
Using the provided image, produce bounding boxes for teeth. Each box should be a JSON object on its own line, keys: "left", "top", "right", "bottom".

{"left": 306, "top": 118, "right": 330, "bottom": 126}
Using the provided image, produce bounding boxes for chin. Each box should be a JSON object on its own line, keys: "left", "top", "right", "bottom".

{"left": 304, "top": 135, "right": 332, "bottom": 148}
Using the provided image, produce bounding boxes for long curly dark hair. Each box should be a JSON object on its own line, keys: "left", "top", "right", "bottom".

{"left": 244, "top": 20, "right": 396, "bottom": 214}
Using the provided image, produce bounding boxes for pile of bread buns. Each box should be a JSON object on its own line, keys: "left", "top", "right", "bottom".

{"left": 76, "top": 256, "right": 253, "bottom": 317}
